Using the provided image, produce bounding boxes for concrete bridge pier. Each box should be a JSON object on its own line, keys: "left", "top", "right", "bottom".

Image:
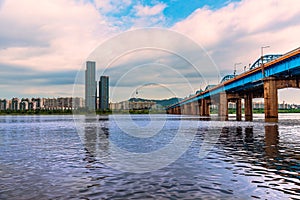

{"left": 197, "top": 100, "right": 202, "bottom": 116}
{"left": 199, "top": 99, "right": 204, "bottom": 116}
{"left": 184, "top": 103, "right": 192, "bottom": 115}
{"left": 190, "top": 102, "right": 198, "bottom": 115}
{"left": 244, "top": 93, "right": 253, "bottom": 121}
{"left": 203, "top": 99, "right": 210, "bottom": 117}
{"left": 264, "top": 77, "right": 278, "bottom": 123}
{"left": 171, "top": 107, "right": 178, "bottom": 114}
{"left": 182, "top": 104, "right": 187, "bottom": 115}
{"left": 195, "top": 101, "right": 200, "bottom": 115}
{"left": 218, "top": 92, "right": 228, "bottom": 120}
{"left": 236, "top": 98, "right": 242, "bottom": 121}
{"left": 177, "top": 106, "right": 181, "bottom": 115}
{"left": 204, "top": 100, "right": 210, "bottom": 116}
{"left": 187, "top": 103, "right": 192, "bottom": 115}
{"left": 200, "top": 99, "right": 210, "bottom": 116}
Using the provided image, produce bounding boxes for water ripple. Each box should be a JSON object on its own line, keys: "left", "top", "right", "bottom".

{"left": 0, "top": 114, "right": 299, "bottom": 199}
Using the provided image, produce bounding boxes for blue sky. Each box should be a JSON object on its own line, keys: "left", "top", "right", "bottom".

{"left": 94, "top": 0, "right": 241, "bottom": 27}
{"left": 0, "top": 0, "right": 300, "bottom": 103}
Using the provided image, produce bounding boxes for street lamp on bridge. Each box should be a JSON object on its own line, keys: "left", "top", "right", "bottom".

{"left": 261, "top": 45, "right": 270, "bottom": 77}
{"left": 234, "top": 62, "right": 242, "bottom": 77}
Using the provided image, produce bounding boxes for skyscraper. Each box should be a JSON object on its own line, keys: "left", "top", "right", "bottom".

{"left": 85, "top": 61, "right": 97, "bottom": 110}
{"left": 99, "top": 76, "right": 109, "bottom": 111}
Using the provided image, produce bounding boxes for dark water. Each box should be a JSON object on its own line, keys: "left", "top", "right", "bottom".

{"left": 0, "top": 114, "right": 299, "bottom": 199}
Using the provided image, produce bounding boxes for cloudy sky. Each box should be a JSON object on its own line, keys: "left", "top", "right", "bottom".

{"left": 0, "top": 0, "right": 300, "bottom": 103}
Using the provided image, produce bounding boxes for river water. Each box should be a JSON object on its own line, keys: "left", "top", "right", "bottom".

{"left": 0, "top": 114, "right": 299, "bottom": 199}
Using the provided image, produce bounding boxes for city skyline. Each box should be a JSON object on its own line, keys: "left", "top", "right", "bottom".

{"left": 1, "top": 0, "right": 300, "bottom": 103}
{"left": 0, "top": 97, "right": 84, "bottom": 111}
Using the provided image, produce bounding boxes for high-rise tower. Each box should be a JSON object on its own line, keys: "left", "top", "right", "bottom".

{"left": 85, "top": 61, "right": 97, "bottom": 110}
{"left": 99, "top": 76, "right": 109, "bottom": 111}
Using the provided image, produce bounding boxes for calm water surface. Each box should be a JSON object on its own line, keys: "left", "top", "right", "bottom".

{"left": 0, "top": 114, "right": 299, "bottom": 199}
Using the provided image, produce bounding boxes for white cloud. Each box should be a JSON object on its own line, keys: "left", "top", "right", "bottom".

{"left": 1, "top": 0, "right": 300, "bottom": 101}
{"left": 135, "top": 3, "right": 167, "bottom": 16}
{"left": 92, "top": 1, "right": 167, "bottom": 28}
{"left": 172, "top": 0, "right": 300, "bottom": 76}
{"left": 94, "top": 0, "right": 132, "bottom": 13}
{"left": 128, "top": 3, "right": 167, "bottom": 27}
{"left": 129, "top": 14, "right": 166, "bottom": 28}
{"left": 0, "top": 0, "right": 115, "bottom": 72}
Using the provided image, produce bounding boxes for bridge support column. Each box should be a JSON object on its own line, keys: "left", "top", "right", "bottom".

{"left": 244, "top": 93, "right": 253, "bottom": 121}
{"left": 200, "top": 99, "right": 210, "bottom": 116}
{"left": 171, "top": 107, "right": 175, "bottom": 114}
{"left": 264, "top": 77, "right": 278, "bottom": 123}
{"left": 198, "top": 100, "right": 202, "bottom": 116}
{"left": 236, "top": 98, "right": 242, "bottom": 121}
{"left": 187, "top": 104, "right": 192, "bottom": 115}
{"left": 183, "top": 104, "right": 191, "bottom": 115}
{"left": 195, "top": 101, "right": 200, "bottom": 115}
{"left": 182, "top": 104, "right": 186, "bottom": 115}
{"left": 218, "top": 92, "right": 228, "bottom": 120}
{"left": 199, "top": 99, "right": 204, "bottom": 116}
{"left": 177, "top": 106, "right": 181, "bottom": 115}
{"left": 203, "top": 99, "right": 210, "bottom": 116}
{"left": 190, "top": 102, "right": 197, "bottom": 115}
{"left": 205, "top": 100, "right": 210, "bottom": 116}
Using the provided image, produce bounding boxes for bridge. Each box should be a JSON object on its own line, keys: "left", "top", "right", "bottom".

{"left": 166, "top": 47, "right": 300, "bottom": 122}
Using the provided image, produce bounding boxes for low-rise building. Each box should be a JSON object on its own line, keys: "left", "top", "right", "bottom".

{"left": 0, "top": 99, "right": 9, "bottom": 110}
{"left": 11, "top": 98, "right": 20, "bottom": 111}
{"left": 110, "top": 100, "right": 156, "bottom": 111}
{"left": 42, "top": 97, "right": 84, "bottom": 110}
{"left": 20, "top": 101, "right": 29, "bottom": 111}
{"left": 31, "top": 98, "right": 43, "bottom": 109}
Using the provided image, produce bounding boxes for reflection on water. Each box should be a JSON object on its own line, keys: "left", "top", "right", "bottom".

{"left": 83, "top": 116, "right": 109, "bottom": 165}
{"left": 0, "top": 114, "right": 299, "bottom": 199}
{"left": 265, "top": 125, "right": 279, "bottom": 159}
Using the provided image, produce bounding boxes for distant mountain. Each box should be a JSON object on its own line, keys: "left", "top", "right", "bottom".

{"left": 128, "top": 97, "right": 181, "bottom": 107}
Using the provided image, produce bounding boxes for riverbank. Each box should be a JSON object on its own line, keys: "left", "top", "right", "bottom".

{"left": 0, "top": 109, "right": 73, "bottom": 115}
{"left": 0, "top": 109, "right": 111, "bottom": 115}
{"left": 1, "top": 108, "right": 300, "bottom": 115}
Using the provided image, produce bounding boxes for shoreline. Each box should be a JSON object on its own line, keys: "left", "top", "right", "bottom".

{"left": 1, "top": 110, "right": 300, "bottom": 116}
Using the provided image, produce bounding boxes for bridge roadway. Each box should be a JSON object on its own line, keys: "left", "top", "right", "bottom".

{"left": 167, "top": 47, "right": 300, "bottom": 122}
